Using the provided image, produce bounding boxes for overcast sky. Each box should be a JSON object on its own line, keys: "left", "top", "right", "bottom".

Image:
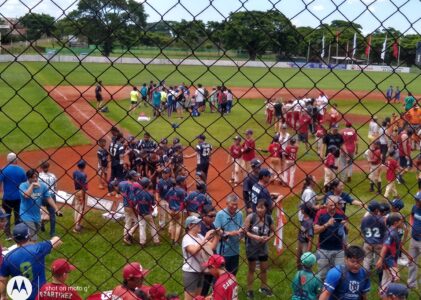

{"left": 0, "top": 0, "right": 420, "bottom": 35}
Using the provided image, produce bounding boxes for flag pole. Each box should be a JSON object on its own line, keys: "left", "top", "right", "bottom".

{"left": 336, "top": 35, "right": 339, "bottom": 64}
{"left": 397, "top": 41, "right": 401, "bottom": 66}
{"left": 307, "top": 40, "right": 310, "bottom": 62}
{"left": 328, "top": 42, "right": 331, "bottom": 65}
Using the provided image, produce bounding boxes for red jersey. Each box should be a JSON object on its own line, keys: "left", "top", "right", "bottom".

{"left": 212, "top": 272, "right": 238, "bottom": 300}
{"left": 268, "top": 143, "right": 282, "bottom": 158}
{"left": 285, "top": 145, "right": 298, "bottom": 161}
{"left": 341, "top": 128, "right": 358, "bottom": 154}
{"left": 315, "top": 124, "right": 326, "bottom": 138}
{"left": 386, "top": 158, "right": 399, "bottom": 182}
{"left": 36, "top": 283, "right": 82, "bottom": 300}
{"left": 298, "top": 113, "right": 311, "bottom": 134}
{"left": 242, "top": 139, "right": 256, "bottom": 161}
{"left": 324, "top": 153, "right": 336, "bottom": 168}
{"left": 398, "top": 132, "right": 411, "bottom": 156}
{"left": 229, "top": 144, "right": 242, "bottom": 159}
{"left": 111, "top": 285, "right": 150, "bottom": 300}
{"left": 370, "top": 149, "right": 382, "bottom": 165}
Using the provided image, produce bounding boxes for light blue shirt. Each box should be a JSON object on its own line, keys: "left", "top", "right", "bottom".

{"left": 214, "top": 208, "right": 243, "bottom": 257}
{"left": 19, "top": 181, "right": 51, "bottom": 222}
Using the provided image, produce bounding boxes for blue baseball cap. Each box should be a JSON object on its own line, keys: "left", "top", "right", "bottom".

{"left": 13, "top": 223, "right": 30, "bottom": 242}
{"left": 176, "top": 175, "right": 186, "bottom": 184}
{"left": 390, "top": 198, "right": 405, "bottom": 211}
{"left": 139, "top": 177, "right": 151, "bottom": 188}
{"left": 386, "top": 283, "right": 408, "bottom": 297}
{"left": 367, "top": 200, "right": 380, "bottom": 212}
{"left": 259, "top": 168, "right": 272, "bottom": 178}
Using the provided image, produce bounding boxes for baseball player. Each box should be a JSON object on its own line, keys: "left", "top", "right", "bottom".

{"left": 95, "top": 80, "right": 103, "bottom": 110}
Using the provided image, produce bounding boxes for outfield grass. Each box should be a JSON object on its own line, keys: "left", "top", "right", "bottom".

{"left": 3, "top": 171, "right": 418, "bottom": 299}
{"left": 14, "top": 62, "right": 421, "bottom": 93}
{"left": 0, "top": 63, "right": 89, "bottom": 153}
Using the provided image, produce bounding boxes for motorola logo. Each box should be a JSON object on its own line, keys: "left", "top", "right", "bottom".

{"left": 6, "top": 276, "right": 32, "bottom": 300}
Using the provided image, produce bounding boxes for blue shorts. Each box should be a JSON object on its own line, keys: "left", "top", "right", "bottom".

{"left": 399, "top": 156, "right": 412, "bottom": 168}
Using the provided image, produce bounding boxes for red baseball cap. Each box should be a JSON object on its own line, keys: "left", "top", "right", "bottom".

{"left": 202, "top": 254, "right": 225, "bottom": 269}
{"left": 51, "top": 258, "right": 76, "bottom": 275}
{"left": 149, "top": 284, "right": 166, "bottom": 299}
{"left": 345, "top": 121, "right": 352, "bottom": 127}
{"left": 123, "top": 262, "right": 149, "bottom": 280}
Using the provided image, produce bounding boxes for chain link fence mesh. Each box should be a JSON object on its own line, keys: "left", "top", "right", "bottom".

{"left": 0, "top": 0, "right": 421, "bottom": 299}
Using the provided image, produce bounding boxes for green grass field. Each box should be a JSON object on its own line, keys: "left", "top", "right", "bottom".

{"left": 1, "top": 60, "right": 421, "bottom": 299}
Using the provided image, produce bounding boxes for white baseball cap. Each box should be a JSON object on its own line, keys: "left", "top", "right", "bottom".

{"left": 6, "top": 152, "right": 17, "bottom": 163}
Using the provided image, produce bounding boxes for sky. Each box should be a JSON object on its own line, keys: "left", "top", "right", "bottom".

{"left": 0, "top": 0, "right": 420, "bottom": 36}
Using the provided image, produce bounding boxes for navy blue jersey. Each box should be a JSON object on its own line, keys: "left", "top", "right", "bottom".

{"left": 134, "top": 190, "right": 155, "bottom": 216}
{"left": 200, "top": 221, "right": 216, "bottom": 237}
{"left": 250, "top": 182, "right": 273, "bottom": 212}
{"left": 314, "top": 208, "right": 347, "bottom": 251}
{"left": 109, "top": 141, "right": 125, "bottom": 166}
{"left": 411, "top": 205, "right": 421, "bottom": 241}
{"left": 298, "top": 218, "right": 314, "bottom": 243}
{"left": 360, "top": 214, "right": 387, "bottom": 245}
{"left": 384, "top": 228, "right": 401, "bottom": 267}
{"left": 165, "top": 187, "right": 187, "bottom": 211}
{"left": 196, "top": 142, "right": 212, "bottom": 165}
{"left": 324, "top": 265, "right": 370, "bottom": 300}
{"left": 243, "top": 174, "right": 259, "bottom": 193}
{"left": 119, "top": 181, "right": 142, "bottom": 208}
{"left": 73, "top": 170, "right": 87, "bottom": 190}
{"left": 137, "top": 139, "right": 157, "bottom": 153}
{"left": 97, "top": 147, "right": 108, "bottom": 167}
{"left": 156, "top": 178, "right": 174, "bottom": 199}
{"left": 185, "top": 191, "right": 212, "bottom": 214}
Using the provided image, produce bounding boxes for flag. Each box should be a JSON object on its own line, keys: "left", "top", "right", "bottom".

{"left": 365, "top": 35, "right": 372, "bottom": 58}
{"left": 393, "top": 39, "right": 399, "bottom": 59}
{"left": 336, "top": 31, "right": 340, "bottom": 43}
{"left": 352, "top": 32, "right": 357, "bottom": 58}
{"left": 381, "top": 35, "right": 387, "bottom": 61}
{"left": 321, "top": 35, "right": 325, "bottom": 58}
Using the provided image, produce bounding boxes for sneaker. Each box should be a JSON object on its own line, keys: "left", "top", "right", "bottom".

{"left": 246, "top": 291, "right": 254, "bottom": 299}
{"left": 259, "top": 287, "right": 274, "bottom": 297}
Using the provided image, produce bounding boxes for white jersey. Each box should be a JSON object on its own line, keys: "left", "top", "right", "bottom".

{"left": 39, "top": 171, "right": 57, "bottom": 195}
{"left": 368, "top": 121, "right": 379, "bottom": 137}
{"left": 278, "top": 132, "right": 291, "bottom": 150}
{"left": 316, "top": 95, "right": 329, "bottom": 114}
{"left": 195, "top": 88, "right": 205, "bottom": 103}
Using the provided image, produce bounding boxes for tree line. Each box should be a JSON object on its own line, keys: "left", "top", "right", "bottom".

{"left": 2, "top": 0, "right": 420, "bottom": 65}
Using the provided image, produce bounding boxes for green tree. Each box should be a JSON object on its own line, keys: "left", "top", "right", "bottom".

{"left": 73, "top": 0, "right": 147, "bottom": 56}
{"left": 19, "top": 13, "right": 55, "bottom": 41}
{"left": 172, "top": 19, "right": 206, "bottom": 49}
{"left": 222, "top": 10, "right": 296, "bottom": 60}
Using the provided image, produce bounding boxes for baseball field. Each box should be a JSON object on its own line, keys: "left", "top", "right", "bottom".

{"left": 1, "top": 60, "right": 420, "bottom": 299}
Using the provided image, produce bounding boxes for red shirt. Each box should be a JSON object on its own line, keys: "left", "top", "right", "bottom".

{"left": 298, "top": 114, "right": 311, "bottom": 134}
{"left": 111, "top": 285, "right": 150, "bottom": 300}
{"left": 268, "top": 143, "right": 281, "bottom": 158}
{"left": 386, "top": 158, "right": 399, "bottom": 182}
{"left": 398, "top": 132, "right": 411, "bottom": 156}
{"left": 241, "top": 139, "right": 256, "bottom": 161}
{"left": 36, "top": 283, "right": 82, "bottom": 300}
{"left": 370, "top": 149, "right": 382, "bottom": 165}
{"left": 341, "top": 128, "right": 358, "bottom": 154}
{"left": 315, "top": 125, "right": 326, "bottom": 138}
{"left": 324, "top": 153, "right": 336, "bottom": 168}
{"left": 285, "top": 145, "right": 298, "bottom": 161}
{"left": 229, "top": 144, "right": 242, "bottom": 159}
{"left": 212, "top": 272, "right": 238, "bottom": 300}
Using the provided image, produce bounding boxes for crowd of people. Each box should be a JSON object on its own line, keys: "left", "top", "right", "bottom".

{"left": 0, "top": 83, "right": 420, "bottom": 299}
{"left": 116, "top": 81, "right": 236, "bottom": 118}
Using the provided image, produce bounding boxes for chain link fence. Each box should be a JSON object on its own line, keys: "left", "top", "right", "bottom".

{"left": 0, "top": 0, "right": 421, "bottom": 299}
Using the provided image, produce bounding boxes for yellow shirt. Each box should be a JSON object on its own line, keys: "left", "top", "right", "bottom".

{"left": 130, "top": 90, "right": 139, "bottom": 102}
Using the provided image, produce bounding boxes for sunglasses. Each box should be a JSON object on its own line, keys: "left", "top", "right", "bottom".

{"left": 207, "top": 214, "right": 216, "bottom": 218}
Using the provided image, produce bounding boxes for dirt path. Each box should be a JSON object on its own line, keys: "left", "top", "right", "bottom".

{"left": 46, "top": 85, "right": 415, "bottom": 103}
